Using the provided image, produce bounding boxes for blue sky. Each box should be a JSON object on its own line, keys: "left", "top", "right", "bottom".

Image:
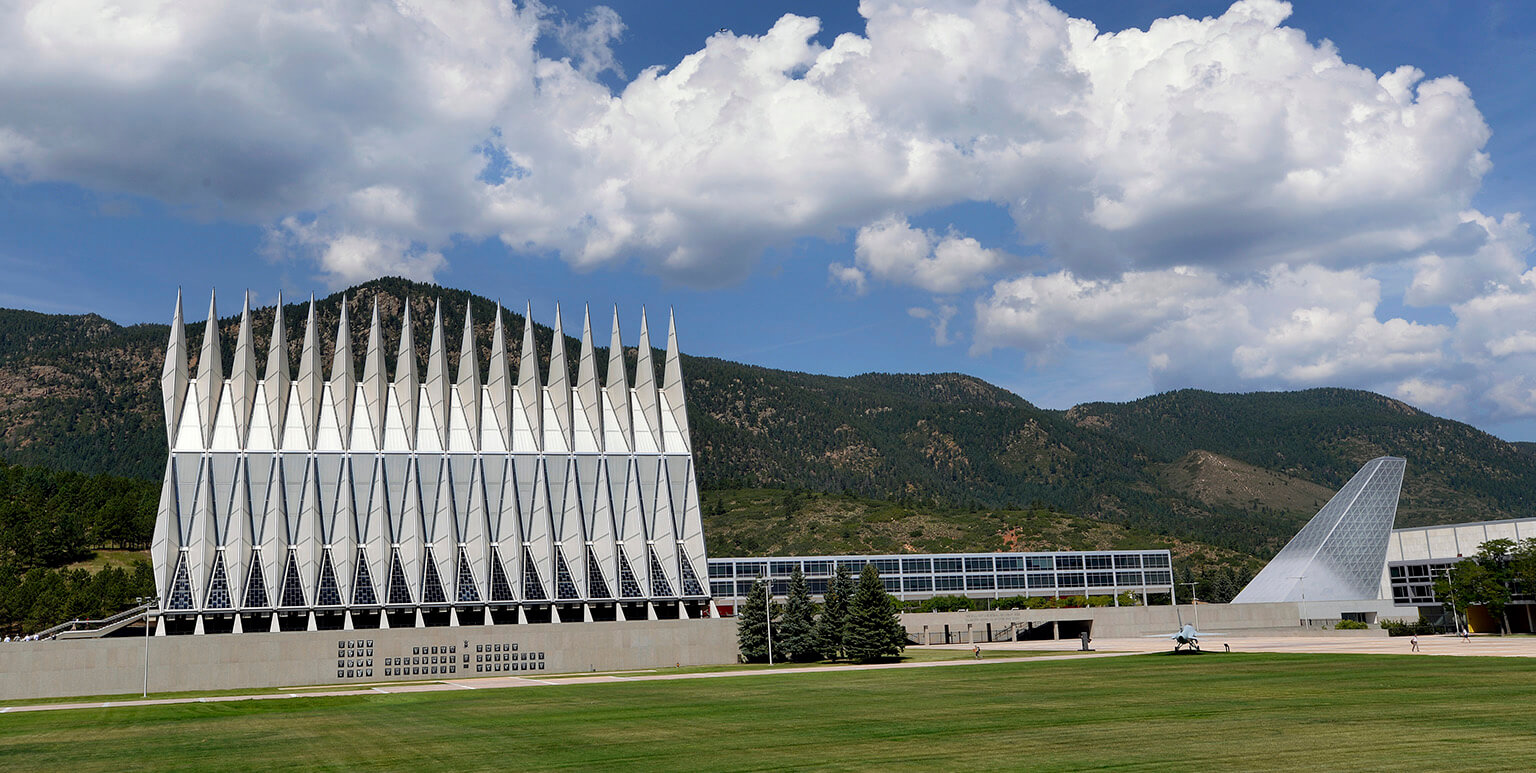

{"left": 1, "top": 1, "right": 1534, "bottom": 439}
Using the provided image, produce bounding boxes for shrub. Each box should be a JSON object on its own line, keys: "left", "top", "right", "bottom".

{"left": 1333, "top": 619, "right": 1368, "bottom": 630}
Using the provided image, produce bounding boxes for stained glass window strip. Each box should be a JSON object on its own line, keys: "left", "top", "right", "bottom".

{"left": 554, "top": 548, "right": 581, "bottom": 599}
{"left": 648, "top": 547, "right": 674, "bottom": 597}
{"left": 618, "top": 550, "right": 644, "bottom": 597}
{"left": 243, "top": 553, "right": 270, "bottom": 608}
{"left": 316, "top": 550, "right": 342, "bottom": 606}
{"left": 386, "top": 548, "right": 412, "bottom": 605}
{"left": 353, "top": 551, "right": 378, "bottom": 606}
{"left": 167, "top": 551, "right": 194, "bottom": 610}
{"left": 205, "top": 552, "right": 232, "bottom": 609}
{"left": 456, "top": 547, "right": 481, "bottom": 603}
{"left": 488, "top": 547, "right": 515, "bottom": 601}
{"left": 586, "top": 546, "right": 612, "bottom": 599}
{"left": 522, "top": 547, "right": 547, "bottom": 601}
{"left": 279, "top": 550, "right": 306, "bottom": 607}
{"left": 421, "top": 549, "right": 448, "bottom": 604}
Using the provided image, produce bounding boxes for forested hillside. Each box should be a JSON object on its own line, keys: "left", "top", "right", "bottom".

{"left": 0, "top": 459, "right": 157, "bottom": 633}
{"left": 1, "top": 277, "right": 1532, "bottom": 570}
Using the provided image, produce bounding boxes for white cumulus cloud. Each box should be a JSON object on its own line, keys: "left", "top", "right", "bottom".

{"left": 1, "top": 0, "right": 1533, "bottom": 426}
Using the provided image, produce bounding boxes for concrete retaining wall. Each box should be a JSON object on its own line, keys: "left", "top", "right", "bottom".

{"left": 0, "top": 618, "right": 738, "bottom": 702}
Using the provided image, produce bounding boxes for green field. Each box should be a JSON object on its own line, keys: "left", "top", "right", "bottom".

{"left": 4, "top": 653, "right": 1535, "bottom": 771}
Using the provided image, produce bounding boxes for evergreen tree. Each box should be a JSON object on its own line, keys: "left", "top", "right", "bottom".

{"left": 814, "top": 564, "right": 855, "bottom": 659}
{"left": 776, "top": 568, "right": 818, "bottom": 661}
{"left": 843, "top": 564, "right": 907, "bottom": 662}
{"left": 736, "top": 578, "right": 779, "bottom": 662}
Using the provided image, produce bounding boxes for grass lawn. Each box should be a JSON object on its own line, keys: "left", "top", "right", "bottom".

{"left": 4, "top": 653, "right": 1535, "bottom": 771}
{"left": 64, "top": 549, "right": 150, "bottom": 574}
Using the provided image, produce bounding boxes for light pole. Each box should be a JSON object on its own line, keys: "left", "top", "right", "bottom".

{"left": 136, "top": 596, "right": 153, "bottom": 698}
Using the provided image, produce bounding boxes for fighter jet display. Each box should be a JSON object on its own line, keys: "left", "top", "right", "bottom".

{"left": 1155, "top": 623, "right": 1223, "bottom": 652}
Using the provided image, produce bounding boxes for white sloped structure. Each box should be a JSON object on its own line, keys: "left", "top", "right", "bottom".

{"left": 152, "top": 291, "right": 712, "bottom": 634}
{"left": 1232, "top": 456, "right": 1407, "bottom": 604}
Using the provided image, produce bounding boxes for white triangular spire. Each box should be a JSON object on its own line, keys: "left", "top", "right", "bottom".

{"left": 424, "top": 300, "right": 449, "bottom": 450}
{"left": 455, "top": 302, "right": 481, "bottom": 451}
{"left": 546, "top": 304, "right": 572, "bottom": 451}
{"left": 395, "top": 301, "right": 419, "bottom": 447}
{"left": 633, "top": 309, "right": 661, "bottom": 453}
{"left": 263, "top": 293, "right": 290, "bottom": 450}
{"left": 661, "top": 309, "right": 691, "bottom": 452}
{"left": 515, "top": 302, "right": 543, "bottom": 452}
{"left": 161, "top": 289, "right": 189, "bottom": 447}
{"left": 487, "top": 304, "right": 513, "bottom": 450}
{"left": 295, "top": 296, "right": 322, "bottom": 449}
{"left": 361, "top": 299, "right": 387, "bottom": 449}
{"left": 230, "top": 293, "right": 258, "bottom": 448}
{"left": 605, "top": 306, "right": 631, "bottom": 452}
{"left": 575, "top": 305, "right": 601, "bottom": 452}
{"left": 196, "top": 290, "right": 223, "bottom": 447}
{"left": 331, "top": 295, "right": 355, "bottom": 448}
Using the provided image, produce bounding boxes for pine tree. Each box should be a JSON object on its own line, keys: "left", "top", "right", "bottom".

{"left": 736, "top": 578, "right": 778, "bottom": 662}
{"left": 844, "top": 564, "right": 907, "bottom": 662}
{"left": 776, "top": 568, "right": 818, "bottom": 661}
{"left": 814, "top": 564, "right": 855, "bottom": 660}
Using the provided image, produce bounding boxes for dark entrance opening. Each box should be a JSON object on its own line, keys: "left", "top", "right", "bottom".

{"left": 1016, "top": 621, "right": 1056, "bottom": 641}
{"left": 1056, "top": 619, "right": 1092, "bottom": 640}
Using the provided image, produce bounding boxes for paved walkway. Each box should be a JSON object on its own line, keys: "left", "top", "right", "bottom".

{"left": 5, "top": 633, "right": 1529, "bottom": 715}
{"left": 976, "top": 632, "right": 1536, "bottom": 657}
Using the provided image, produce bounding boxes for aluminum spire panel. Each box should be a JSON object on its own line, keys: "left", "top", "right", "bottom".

{"left": 574, "top": 305, "right": 602, "bottom": 453}
{"left": 604, "top": 307, "right": 631, "bottom": 454}
{"left": 330, "top": 297, "right": 355, "bottom": 448}
{"left": 1233, "top": 457, "right": 1407, "bottom": 604}
{"left": 263, "top": 294, "right": 290, "bottom": 450}
{"left": 161, "top": 290, "right": 189, "bottom": 448}
{"left": 361, "top": 300, "right": 388, "bottom": 450}
{"left": 295, "top": 298, "right": 323, "bottom": 450}
{"left": 486, "top": 304, "right": 513, "bottom": 452}
{"left": 423, "top": 301, "right": 450, "bottom": 452}
{"left": 196, "top": 291, "right": 224, "bottom": 448}
{"left": 544, "top": 305, "right": 572, "bottom": 453}
{"left": 514, "top": 302, "right": 543, "bottom": 453}
{"left": 394, "top": 302, "right": 419, "bottom": 450}
{"left": 454, "top": 303, "right": 481, "bottom": 452}
{"left": 661, "top": 309, "right": 691, "bottom": 453}
{"left": 230, "top": 293, "right": 258, "bottom": 448}
{"left": 632, "top": 310, "right": 662, "bottom": 454}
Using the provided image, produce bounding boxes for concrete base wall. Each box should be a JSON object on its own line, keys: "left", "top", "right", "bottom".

{"left": 0, "top": 619, "right": 738, "bottom": 702}
{"left": 901, "top": 600, "right": 1412, "bottom": 643}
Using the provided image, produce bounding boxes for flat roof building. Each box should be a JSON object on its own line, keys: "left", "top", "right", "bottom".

{"left": 1386, "top": 517, "right": 1536, "bottom": 630}
{"left": 707, "top": 549, "right": 1174, "bottom": 613}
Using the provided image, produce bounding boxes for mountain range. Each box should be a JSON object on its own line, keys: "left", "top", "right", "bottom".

{"left": 2, "top": 276, "right": 1533, "bottom": 563}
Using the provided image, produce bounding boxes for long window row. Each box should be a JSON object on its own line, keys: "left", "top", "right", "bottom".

{"left": 708, "top": 551, "right": 1174, "bottom": 601}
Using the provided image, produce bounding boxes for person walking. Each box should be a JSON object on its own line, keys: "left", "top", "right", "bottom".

{"left": 1410, "top": 633, "right": 1420, "bottom": 652}
{"left": 972, "top": 644, "right": 982, "bottom": 659}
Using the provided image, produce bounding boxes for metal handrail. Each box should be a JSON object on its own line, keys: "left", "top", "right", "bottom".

{"left": 28, "top": 600, "right": 156, "bottom": 639}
